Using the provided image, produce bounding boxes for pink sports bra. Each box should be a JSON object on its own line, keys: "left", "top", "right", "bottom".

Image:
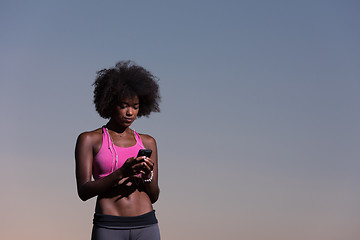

{"left": 93, "top": 126, "right": 145, "bottom": 180}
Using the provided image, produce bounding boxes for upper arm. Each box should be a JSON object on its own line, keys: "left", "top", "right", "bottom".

{"left": 141, "top": 134, "right": 158, "bottom": 163}
{"left": 75, "top": 132, "right": 95, "bottom": 189}
{"left": 140, "top": 134, "right": 159, "bottom": 178}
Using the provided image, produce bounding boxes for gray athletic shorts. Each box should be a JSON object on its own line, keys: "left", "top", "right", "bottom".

{"left": 91, "top": 210, "right": 160, "bottom": 240}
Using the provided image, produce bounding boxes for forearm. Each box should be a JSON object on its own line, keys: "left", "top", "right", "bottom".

{"left": 143, "top": 182, "right": 160, "bottom": 203}
{"left": 77, "top": 170, "right": 122, "bottom": 201}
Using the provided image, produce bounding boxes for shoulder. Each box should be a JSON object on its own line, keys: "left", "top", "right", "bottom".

{"left": 76, "top": 128, "right": 103, "bottom": 146}
{"left": 138, "top": 132, "right": 157, "bottom": 148}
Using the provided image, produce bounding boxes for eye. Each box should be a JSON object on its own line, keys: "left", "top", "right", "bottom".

{"left": 119, "top": 104, "right": 127, "bottom": 109}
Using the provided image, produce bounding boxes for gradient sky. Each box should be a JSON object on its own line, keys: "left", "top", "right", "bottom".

{"left": 1, "top": 1, "right": 359, "bottom": 239}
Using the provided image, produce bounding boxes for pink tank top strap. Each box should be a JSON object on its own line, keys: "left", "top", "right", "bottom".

{"left": 102, "top": 126, "right": 111, "bottom": 150}
{"left": 134, "top": 130, "right": 145, "bottom": 149}
{"left": 102, "top": 126, "right": 107, "bottom": 144}
{"left": 102, "top": 126, "right": 117, "bottom": 171}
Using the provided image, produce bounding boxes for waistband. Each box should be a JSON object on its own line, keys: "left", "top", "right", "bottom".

{"left": 93, "top": 210, "right": 158, "bottom": 229}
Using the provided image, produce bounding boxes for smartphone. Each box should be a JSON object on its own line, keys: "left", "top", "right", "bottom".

{"left": 137, "top": 149, "right": 152, "bottom": 158}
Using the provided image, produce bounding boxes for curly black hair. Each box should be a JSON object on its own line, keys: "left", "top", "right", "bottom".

{"left": 93, "top": 61, "right": 160, "bottom": 119}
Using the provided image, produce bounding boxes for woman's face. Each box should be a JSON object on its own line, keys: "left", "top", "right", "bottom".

{"left": 111, "top": 95, "right": 140, "bottom": 127}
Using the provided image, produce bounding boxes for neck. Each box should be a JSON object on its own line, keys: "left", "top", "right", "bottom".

{"left": 105, "top": 120, "right": 130, "bottom": 134}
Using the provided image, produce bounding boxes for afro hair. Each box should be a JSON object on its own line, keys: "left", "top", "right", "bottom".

{"left": 93, "top": 61, "right": 160, "bottom": 119}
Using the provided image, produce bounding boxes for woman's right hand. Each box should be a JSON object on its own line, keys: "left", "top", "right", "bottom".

{"left": 117, "top": 156, "right": 148, "bottom": 179}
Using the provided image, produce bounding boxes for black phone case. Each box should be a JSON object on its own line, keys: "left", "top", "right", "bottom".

{"left": 137, "top": 149, "right": 152, "bottom": 158}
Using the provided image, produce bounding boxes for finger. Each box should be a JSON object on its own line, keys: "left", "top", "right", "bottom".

{"left": 143, "top": 157, "right": 153, "bottom": 164}
{"left": 135, "top": 156, "right": 147, "bottom": 162}
{"left": 132, "top": 162, "right": 151, "bottom": 175}
{"left": 143, "top": 159, "right": 154, "bottom": 170}
{"left": 141, "top": 162, "right": 151, "bottom": 171}
{"left": 131, "top": 162, "right": 147, "bottom": 171}
{"left": 124, "top": 157, "right": 137, "bottom": 167}
{"left": 140, "top": 162, "right": 153, "bottom": 174}
{"left": 125, "top": 157, "right": 145, "bottom": 170}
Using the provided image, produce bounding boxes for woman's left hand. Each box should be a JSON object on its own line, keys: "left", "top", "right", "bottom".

{"left": 138, "top": 157, "right": 154, "bottom": 180}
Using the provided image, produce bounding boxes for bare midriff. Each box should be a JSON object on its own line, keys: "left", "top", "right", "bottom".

{"left": 95, "top": 186, "right": 153, "bottom": 216}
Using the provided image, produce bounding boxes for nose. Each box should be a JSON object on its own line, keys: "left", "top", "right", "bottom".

{"left": 126, "top": 107, "right": 133, "bottom": 116}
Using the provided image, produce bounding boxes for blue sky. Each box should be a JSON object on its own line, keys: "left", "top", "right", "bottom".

{"left": 1, "top": 1, "right": 359, "bottom": 239}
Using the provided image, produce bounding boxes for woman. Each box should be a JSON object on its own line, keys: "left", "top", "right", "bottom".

{"left": 75, "top": 61, "right": 161, "bottom": 240}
